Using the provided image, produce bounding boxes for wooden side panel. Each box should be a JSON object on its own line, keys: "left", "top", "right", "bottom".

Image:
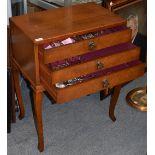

{"left": 10, "top": 21, "right": 40, "bottom": 85}
{"left": 39, "top": 63, "right": 57, "bottom": 99}
{"left": 42, "top": 29, "right": 132, "bottom": 64}
{"left": 55, "top": 63, "right": 145, "bottom": 103}
{"left": 51, "top": 47, "right": 140, "bottom": 83}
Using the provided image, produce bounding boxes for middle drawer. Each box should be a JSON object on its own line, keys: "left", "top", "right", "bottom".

{"left": 40, "top": 43, "right": 140, "bottom": 84}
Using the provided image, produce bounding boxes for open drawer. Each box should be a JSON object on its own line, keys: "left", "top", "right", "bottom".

{"left": 40, "top": 60, "right": 145, "bottom": 103}
{"left": 39, "top": 43, "right": 140, "bottom": 84}
{"left": 39, "top": 25, "right": 132, "bottom": 64}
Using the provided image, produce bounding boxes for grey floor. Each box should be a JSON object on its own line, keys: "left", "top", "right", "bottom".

{"left": 7, "top": 73, "right": 147, "bottom": 155}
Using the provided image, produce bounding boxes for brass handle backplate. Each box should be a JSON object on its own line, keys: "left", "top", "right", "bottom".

{"left": 88, "top": 41, "right": 96, "bottom": 50}
{"left": 96, "top": 61, "right": 104, "bottom": 70}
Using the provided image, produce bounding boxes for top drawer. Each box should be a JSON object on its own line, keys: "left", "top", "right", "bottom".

{"left": 39, "top": 25, "right": 132, "bottom": 64}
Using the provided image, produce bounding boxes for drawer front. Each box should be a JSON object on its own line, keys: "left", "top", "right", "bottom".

{"left": 40, "top": 61, "right": 145, "bottom": 103}
{"left": 55, "top": 63, "right": 144, "bottom": 103}
{"left": 50, "top": 46, "right": 140, "bottom": 84}
{"left": 41, "top": 28, "right": 132, "bottom": 64}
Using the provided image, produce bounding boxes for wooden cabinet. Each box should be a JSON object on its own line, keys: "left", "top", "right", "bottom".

{"left": 102, "top": 0, "right": 143, "bottom": 12}
{"left": 10, "top": 2, "right": 145, "bottom": 152}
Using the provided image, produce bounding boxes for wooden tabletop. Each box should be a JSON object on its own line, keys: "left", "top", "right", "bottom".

{"left": 10, "top": 2, "right": 126, "bottom": 44}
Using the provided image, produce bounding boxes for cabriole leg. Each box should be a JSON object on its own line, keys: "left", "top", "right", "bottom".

{"left": 33, "top": 90, "right": 44, "bottom": 152}
{"left": 12, "top": 69, "right": 25, "bottom": 120}
{"left": 109, "top": 85, "right": 121, "bottom": 122}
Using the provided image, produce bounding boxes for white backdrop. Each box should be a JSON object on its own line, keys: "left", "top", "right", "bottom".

{"left": 7, "top": 0, "right": 12, "bottom": 25}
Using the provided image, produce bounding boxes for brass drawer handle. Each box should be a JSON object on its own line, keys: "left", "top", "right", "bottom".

{"left": 103, "top": 79, "right": 110, "bottom": 88}
{"left": 88, "top": 41, "right": 96, "bottom": 50}
{"left": 96, "top": 61, "right": 104, "bottom": 70}
{"left": 102, "top": 79, "right": 110, "bottom": 95}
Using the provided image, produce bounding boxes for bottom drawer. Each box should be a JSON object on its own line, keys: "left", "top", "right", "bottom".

{"left": 40, "top": 60, "right": 145, "bottom": 103}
